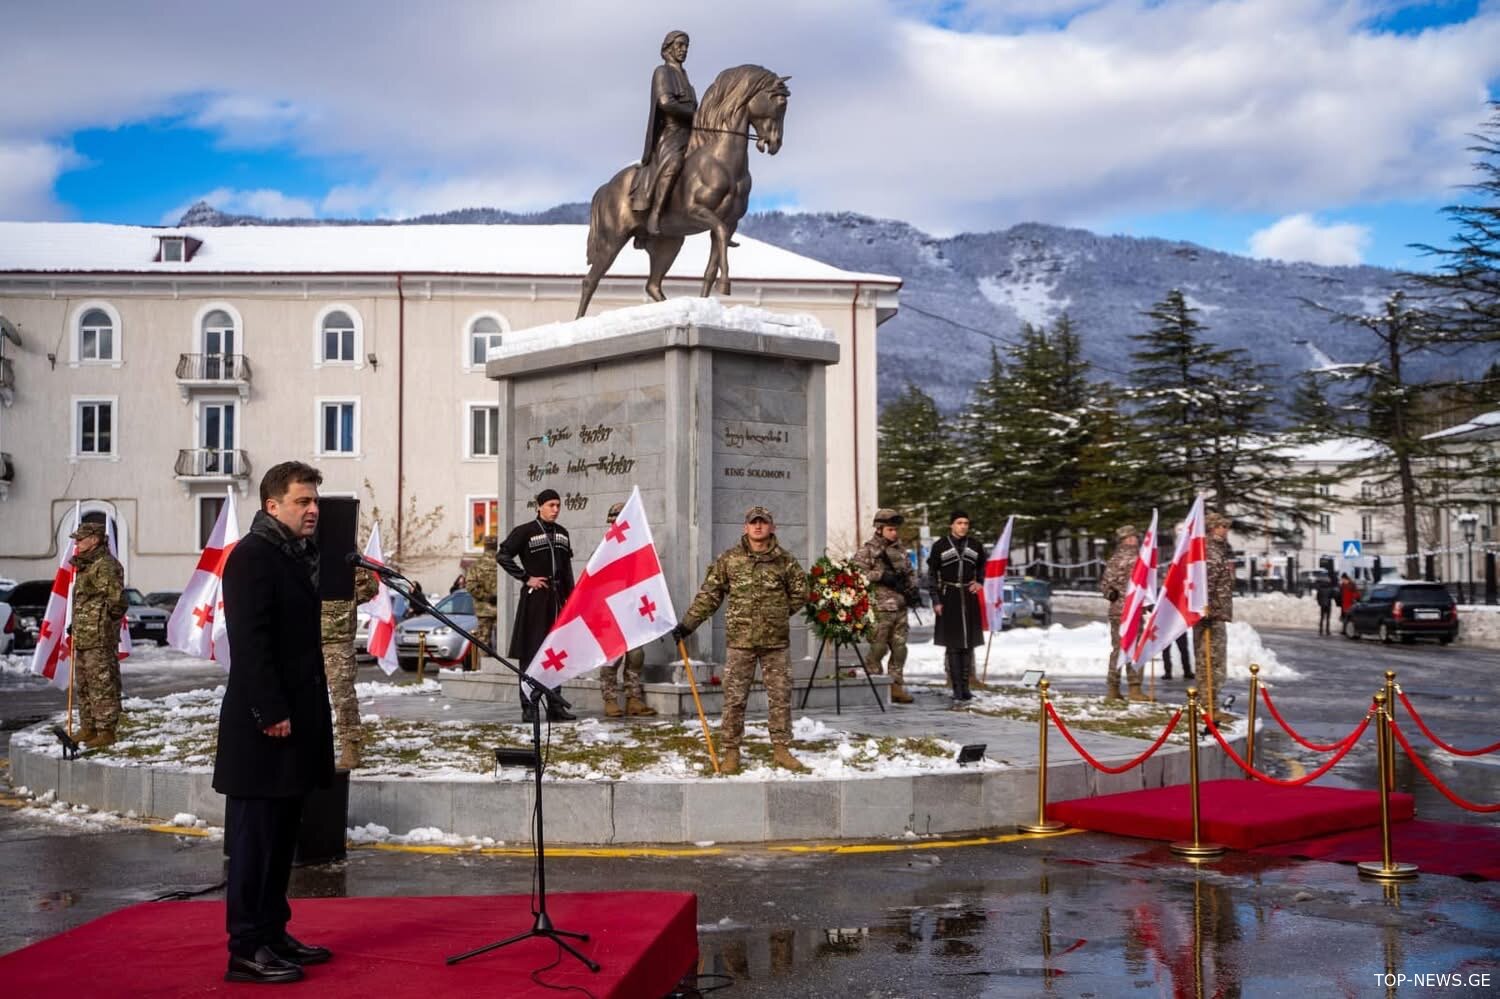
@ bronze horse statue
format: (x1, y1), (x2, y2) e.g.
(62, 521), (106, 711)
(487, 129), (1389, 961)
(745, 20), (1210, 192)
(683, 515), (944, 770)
(576, 64), (790, 318)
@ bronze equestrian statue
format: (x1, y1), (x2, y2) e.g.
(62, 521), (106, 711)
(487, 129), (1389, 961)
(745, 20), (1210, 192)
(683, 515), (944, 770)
(577, 30), (790, 318)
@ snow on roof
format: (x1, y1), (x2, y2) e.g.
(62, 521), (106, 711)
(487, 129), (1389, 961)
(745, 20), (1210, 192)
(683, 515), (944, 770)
(1279, 437), (1382, 464)
(1423, 410), (1500, 442)
(497, 298), (832, 359)
(0, 221), (900, 285)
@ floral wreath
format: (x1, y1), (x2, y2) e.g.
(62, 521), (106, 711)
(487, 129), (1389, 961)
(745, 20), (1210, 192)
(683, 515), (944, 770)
(804, 556), (876, 647)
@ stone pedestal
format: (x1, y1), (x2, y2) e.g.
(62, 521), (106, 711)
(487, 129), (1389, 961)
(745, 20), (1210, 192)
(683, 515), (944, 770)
(447, 303), (840, 705)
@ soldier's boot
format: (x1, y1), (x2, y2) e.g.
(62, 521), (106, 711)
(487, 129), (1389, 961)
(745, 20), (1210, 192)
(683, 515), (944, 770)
(967, 661), (990, 692)
(337, 738), (362, 771)
(889, 683), (914, 704)
(603, 700), (624, 719)
(1127, 679), (1151, 703)
(625, 696), (658, 717)
(1105, 679), (1125, 701)
(771, 745), (809, 773)
(719, 747), (741, 776)
(85, 728), (117, 750)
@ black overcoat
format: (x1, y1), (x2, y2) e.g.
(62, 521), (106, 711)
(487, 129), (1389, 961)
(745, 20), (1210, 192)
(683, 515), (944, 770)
(497, 519), (575, 666)
(928, 535), (986, 650)
(212, 531), (334, 798)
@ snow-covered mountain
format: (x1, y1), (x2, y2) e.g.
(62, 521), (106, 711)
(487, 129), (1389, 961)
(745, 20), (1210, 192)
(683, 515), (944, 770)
(177, 201), (1419, 411)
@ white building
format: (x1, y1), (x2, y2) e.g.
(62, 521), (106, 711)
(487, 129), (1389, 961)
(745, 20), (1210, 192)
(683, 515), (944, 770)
(0, 222), (898, 592)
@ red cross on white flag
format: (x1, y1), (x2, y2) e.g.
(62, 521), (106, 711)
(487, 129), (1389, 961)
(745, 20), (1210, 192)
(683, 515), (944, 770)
(1119, 509), (1159, 656)
(523, 486), (677, 693)
(1130, 495), (1207, 666)
(980, 515), (1015, 633)
(167, 490), (239, 668)
(31, 504), (80, 690)
(356, 523), (401, 676)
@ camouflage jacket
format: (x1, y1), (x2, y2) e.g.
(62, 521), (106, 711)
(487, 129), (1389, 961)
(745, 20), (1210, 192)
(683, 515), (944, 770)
(321, 568), (379, 643)
(851, 532), (915, 613)
(681, 535), (808, 649)
(1205, 536), (1235, 622)
(1100, 542), (1138, 618)
(70, 545), (126, 650)
(467, 555), (498, 615)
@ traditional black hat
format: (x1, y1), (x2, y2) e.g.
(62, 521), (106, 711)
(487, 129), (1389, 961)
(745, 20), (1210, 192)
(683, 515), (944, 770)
(536, 488), (561, 505)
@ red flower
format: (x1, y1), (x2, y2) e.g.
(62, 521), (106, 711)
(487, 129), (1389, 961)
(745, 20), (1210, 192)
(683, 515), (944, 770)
(812, 565), (825, 576)
(817, 609), (832, 623)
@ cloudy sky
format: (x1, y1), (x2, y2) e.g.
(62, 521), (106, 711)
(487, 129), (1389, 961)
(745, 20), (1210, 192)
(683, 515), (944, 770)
(5, 0), (1498, 269)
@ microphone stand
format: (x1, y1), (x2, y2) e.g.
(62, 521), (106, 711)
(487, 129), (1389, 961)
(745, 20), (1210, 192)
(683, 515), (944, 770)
(360, 560), (598, 973)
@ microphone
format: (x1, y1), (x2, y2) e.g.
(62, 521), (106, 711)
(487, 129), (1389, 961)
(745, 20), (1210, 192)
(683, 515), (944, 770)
(346, 551), (403, 579)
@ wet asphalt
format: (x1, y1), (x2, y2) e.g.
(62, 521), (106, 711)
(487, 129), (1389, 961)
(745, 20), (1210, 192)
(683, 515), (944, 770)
(3, 616), (1498, 997)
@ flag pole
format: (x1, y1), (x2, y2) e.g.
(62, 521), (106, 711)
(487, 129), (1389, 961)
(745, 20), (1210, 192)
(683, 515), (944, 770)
(66, 664), (76, 740)
(982, 629), (994, 684)
(677, 640), (721, 775)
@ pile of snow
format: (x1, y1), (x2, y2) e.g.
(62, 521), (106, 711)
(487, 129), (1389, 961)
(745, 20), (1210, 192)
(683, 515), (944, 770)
(1457, 604), (1500, 647)
(346, 822), (503, 849)
(1228, 592), (1321, 630)
(500, 298), (831, 360)
(2, 653), (46, 678)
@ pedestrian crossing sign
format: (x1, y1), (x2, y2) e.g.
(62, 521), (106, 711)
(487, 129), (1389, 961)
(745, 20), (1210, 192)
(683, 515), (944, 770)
(1342, 539), (1362, 558)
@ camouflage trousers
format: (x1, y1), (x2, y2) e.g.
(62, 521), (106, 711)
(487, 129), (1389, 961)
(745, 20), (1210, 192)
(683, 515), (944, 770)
(74, 646), (121, 731)
(474, 614), (496, 668)
(1193, 619), (1229, 708)
(865, 609), (908, 682)
(1106, 614), (1143, 686)
(322, 640), (360, 744)
(600, 646), (646, 704)
(721, 646), (792, 751)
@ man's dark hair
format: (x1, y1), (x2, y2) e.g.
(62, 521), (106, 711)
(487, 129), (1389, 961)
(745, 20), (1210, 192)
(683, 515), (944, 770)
(259, 461), (323, 508)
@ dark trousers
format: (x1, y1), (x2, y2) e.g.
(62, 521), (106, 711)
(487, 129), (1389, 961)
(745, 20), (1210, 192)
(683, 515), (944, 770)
(225, 795), (304, 957)
(1318, 605), (1332, 635)
(1161, 633), (1192, 677)
(944, 649), (973, 700)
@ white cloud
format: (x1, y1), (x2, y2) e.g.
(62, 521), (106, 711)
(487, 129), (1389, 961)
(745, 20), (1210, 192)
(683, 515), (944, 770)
(1249, 213), (1372, 266)
(0, 141), (79, 220)
(160, 187), (317, 225)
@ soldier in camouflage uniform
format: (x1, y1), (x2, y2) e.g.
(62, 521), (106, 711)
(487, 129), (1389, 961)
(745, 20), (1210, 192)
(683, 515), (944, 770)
(851, 508), (917, 704)
(321, 565), (378, 769)
(467, 535), (499, 671)
(671, 505), (808, 774)
(68, 522), (128, 748)
(600, 502), (657, 718)
(1100, 524), (1148, 702)
(1194, 511), (1235, 723)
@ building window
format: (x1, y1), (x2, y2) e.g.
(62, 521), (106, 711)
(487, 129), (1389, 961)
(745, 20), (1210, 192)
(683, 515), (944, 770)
(78, 308), (116, 362)
(76, 399), (115, 456)
(469, 404), (500, 458)
(319, 307), (359, 364)
(469, 315), (505, 367)
(201, 308), (238, 379)
(162, 238), (185, 262)
(468, 496), (500, 550)
(198, 495), (226, 548)
(318, 400), (358, 456)
(1319, 513), (1332, 533)
(1360, 514), (1373, 543)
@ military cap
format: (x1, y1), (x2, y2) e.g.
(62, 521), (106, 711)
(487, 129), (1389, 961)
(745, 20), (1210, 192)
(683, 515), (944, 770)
(1206, 512), (1231, 530)
(70, 521), (107, 542)
(873, 508), (904, 527)
(1116, 524), (1139, 541)
(482, 533), (498, 551)
(606, 501), (625, 520)
(744, 505), (773, 523)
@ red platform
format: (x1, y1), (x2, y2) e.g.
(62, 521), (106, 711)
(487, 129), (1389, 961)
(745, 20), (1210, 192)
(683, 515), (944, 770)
(0, 892), (697, 997)
(1048, 779), (1415, 850)
(1252, 819), (1500, 880)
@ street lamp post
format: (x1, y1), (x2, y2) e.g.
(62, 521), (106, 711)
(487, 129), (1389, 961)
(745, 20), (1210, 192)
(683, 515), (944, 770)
(1457, 512), (1479, 606)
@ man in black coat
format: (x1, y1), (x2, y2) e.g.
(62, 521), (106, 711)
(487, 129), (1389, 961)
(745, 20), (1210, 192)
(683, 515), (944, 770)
(928, 509), (986, 705)
(497, 488), (576, 722)
(214, 460), (335, 984)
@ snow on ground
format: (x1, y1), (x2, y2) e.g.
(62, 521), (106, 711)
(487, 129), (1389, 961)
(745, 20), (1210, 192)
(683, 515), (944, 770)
(2, 653), (46, 678)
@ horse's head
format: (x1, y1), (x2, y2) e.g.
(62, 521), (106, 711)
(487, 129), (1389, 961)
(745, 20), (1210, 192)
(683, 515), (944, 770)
(750, 75), (791, 155)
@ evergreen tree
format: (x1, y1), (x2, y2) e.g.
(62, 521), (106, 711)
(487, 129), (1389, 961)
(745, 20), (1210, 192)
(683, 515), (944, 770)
(876, 382), (956, 530)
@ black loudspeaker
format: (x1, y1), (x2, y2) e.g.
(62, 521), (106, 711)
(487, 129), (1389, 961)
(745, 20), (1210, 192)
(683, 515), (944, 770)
(317, 496), (359, 600)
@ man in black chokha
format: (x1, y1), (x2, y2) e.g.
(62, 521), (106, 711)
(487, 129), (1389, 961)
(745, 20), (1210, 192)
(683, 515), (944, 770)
(213, 460), (336, 984)
(928, 510), (986, 706)
(497, 488), (576, 723)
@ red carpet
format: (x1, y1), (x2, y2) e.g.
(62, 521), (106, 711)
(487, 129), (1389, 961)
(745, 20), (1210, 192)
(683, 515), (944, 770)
(0, 892), (697, 997)
(1252, 819), (1500, 880)
(1048, 779), (1415, 850)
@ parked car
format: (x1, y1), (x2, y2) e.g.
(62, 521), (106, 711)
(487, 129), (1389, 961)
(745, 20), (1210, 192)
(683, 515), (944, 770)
(0, 598), (14, 656)
(3, 580), (53, 652)
(996, 585), (1037, 630)
(145, 590), (182, 612)
(1343, 581), (1459, 645)
(1013, 577), (1053, 626)
(123, 588), (169, 645)
(355, 591), (410, 656)
(394, 590), (475, 670)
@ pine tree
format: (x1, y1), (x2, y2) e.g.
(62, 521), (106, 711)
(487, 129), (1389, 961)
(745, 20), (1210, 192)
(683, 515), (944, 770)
(876, 382), (956, 531)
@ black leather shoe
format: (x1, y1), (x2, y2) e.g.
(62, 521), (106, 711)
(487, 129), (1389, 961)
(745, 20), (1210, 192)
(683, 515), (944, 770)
(546, 705), (577, 722)
(270, 932), (332, 966)
(225, 946), (305, 984)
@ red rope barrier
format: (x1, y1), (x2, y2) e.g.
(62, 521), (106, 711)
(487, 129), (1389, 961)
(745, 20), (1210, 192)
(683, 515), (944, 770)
(1045, 702), (1182, 774)
(1257, 685), (1361, 752)
(1388, 718), (1500, 813)
(1396, 690), (1500, 757)
(1204, 711), (1372, 787)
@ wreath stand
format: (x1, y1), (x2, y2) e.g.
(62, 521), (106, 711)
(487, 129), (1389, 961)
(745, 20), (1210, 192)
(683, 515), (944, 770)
(797, 637), (887, 715)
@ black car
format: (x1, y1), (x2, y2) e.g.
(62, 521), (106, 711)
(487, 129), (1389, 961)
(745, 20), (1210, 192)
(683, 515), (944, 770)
(1343, 582), (1459, 645)
(4, 579), (53, 652)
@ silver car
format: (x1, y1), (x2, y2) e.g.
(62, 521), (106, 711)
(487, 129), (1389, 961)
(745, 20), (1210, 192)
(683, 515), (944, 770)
(393, 590), (475, 671)
(997, 585), (1037, 630)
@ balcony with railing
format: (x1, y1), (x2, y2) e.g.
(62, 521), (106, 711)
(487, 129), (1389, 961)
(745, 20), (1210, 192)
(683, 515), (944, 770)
(176, 353), (252, 399)
(175, 448), (251, 483)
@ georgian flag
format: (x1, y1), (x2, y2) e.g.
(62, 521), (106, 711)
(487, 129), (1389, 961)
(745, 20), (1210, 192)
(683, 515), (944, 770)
(523, 487), (676, 694)
(1119, 509), (1159, 659)
(31, 504), (80, 689)
(167, 490), (238, 667)
(357, 523), (401, 676)
(980, 515), (1015, 633)
(1130, 496), (1207, 666)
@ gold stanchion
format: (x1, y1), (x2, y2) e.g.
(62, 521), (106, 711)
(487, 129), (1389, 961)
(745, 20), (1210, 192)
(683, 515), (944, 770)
(1244, 664), (1260, 777)
(1357, 691), (1418, 882)
(677, 640), (721, 775)
(1383, 670), (1397, 793)
(1018, 679), (1066, 834)
(470, 639), (481, 673)
(1170, 688), (1226, 859)
(1201, 628), (1216, 722)
(413, 633), (427, 684)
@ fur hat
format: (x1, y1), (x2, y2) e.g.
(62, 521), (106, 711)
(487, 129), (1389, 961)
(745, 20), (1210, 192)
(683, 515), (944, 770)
(948, 509), (970, 525)
(536, 488), (561, 506)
